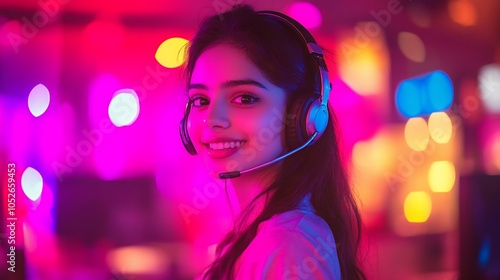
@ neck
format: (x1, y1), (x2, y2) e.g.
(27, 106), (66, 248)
(226, 166), (278, 229)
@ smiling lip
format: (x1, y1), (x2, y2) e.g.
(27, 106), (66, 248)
(201, 138), (246, 159)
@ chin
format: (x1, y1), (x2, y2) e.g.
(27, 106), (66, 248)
(204, 164), (229, 179)
(202, 158), (242, 177)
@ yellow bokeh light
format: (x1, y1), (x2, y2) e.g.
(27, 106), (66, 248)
(405, 117), (429, 151)
(338, 21), (388, 95)
(155, 37), (189, 68)
(428, 112), (453, 144)
(352, 136), (391, 171)
(449, 0), (477, 26)
(107, 246), (167, 274)
(404, 191), (432, 223)
(340, 50), (383, 95)
(428, 161), (456, 192)
(352, 141), (369, 168)
(398, 32), (426, 63)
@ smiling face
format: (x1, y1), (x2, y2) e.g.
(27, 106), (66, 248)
(187, 43), (288, 178)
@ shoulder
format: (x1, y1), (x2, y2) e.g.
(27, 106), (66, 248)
(234, 209), (342, 279)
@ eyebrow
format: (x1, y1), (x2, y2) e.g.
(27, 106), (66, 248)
(188, 79), (268, 91)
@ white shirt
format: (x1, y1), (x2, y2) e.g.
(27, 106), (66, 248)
(197, 195), (342, 280)
(233, 195), (341, 279)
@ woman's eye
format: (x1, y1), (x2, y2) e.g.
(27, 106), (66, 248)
(190, 96), (209, 107)
(232, 94), (260, 105)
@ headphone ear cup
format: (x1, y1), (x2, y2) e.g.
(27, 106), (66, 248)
(286, 97), (316, 149)
(179, 117), (197, 155)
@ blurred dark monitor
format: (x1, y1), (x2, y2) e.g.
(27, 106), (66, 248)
(56, 175), (162, 246)
(460, 173), (500, 280)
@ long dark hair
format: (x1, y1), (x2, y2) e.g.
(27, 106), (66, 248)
(184, 5), (366, 280)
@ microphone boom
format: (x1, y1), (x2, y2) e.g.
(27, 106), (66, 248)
(218, 132), (318, 179)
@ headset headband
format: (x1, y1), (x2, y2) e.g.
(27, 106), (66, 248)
(257, 11), (331, 107)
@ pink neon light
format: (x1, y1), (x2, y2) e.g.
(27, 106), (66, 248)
(287, 2), (322, 29)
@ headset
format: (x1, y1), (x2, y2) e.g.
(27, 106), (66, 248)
(179, 10), (331, 179)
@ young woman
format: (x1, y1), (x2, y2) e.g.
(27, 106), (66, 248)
(179, 4), (366, 280)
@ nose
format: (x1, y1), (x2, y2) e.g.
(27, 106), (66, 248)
(204, 99), (230, 129)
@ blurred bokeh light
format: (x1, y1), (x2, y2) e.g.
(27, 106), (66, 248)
(28, 83), (50, 117)
(396, 70), (454, 118)
(1, 0), (499, 279)
(21, 166), (43, 201)
(108, 89), (140, 127)
(286, 2), (322, 29)
(478, 64), (500, 114)
(448, 0), (477, 26)
(404, 191), (432, 223)
(404, 117), (429, 151)
(155, 37), (189, 68)
(428, 161), (456, 192)
(398, 32), (426, 63)
(428, 112), (453, 144)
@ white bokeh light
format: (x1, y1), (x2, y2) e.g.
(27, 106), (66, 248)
(108, 89), (140, 127)
(21, 167), (43, 201)
(28, 84), (50, 117)
(479, 64), (500, 114)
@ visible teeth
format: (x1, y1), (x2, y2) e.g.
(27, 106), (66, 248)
(209, 141), (244, 150)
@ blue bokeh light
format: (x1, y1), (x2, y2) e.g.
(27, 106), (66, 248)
(428, 70), (454, 111)
(395, 70), (454, 118)
(396, 80), (421, 118)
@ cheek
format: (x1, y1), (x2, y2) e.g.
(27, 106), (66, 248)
(186, 117), (203, 146)
(250, 113), (286, 150)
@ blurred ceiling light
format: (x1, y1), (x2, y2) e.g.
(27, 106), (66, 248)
(398, 32), (426, 62)
(404, 191), (432, 223)
(155, 37), (189, 68)
(448, 0), (477, 26)
(428, 161), (456, 192)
